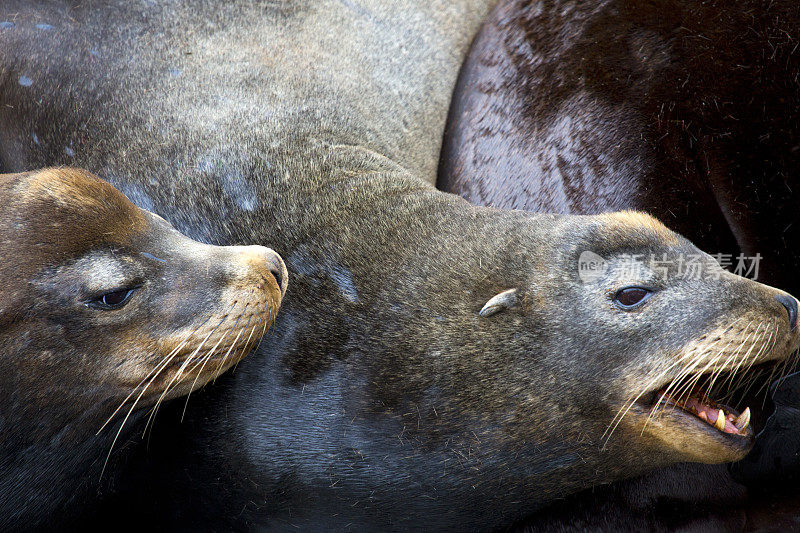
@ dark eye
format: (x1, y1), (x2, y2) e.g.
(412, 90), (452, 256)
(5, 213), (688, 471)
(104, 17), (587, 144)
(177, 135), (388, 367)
(87, 287), (138, 310)
(613, 287), (652, 310)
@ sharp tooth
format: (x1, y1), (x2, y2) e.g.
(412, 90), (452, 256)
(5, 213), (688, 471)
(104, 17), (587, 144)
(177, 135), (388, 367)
(714, 409), (726, 431)
(735, 407), (751, 431)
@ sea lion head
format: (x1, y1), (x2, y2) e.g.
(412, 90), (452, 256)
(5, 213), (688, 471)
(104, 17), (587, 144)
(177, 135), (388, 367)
(0, 167), (287, 444)
(477, 211), (799, 473)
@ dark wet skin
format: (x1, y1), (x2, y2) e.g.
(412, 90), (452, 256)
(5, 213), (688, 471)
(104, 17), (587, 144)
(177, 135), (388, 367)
(440, 0), (800, 294)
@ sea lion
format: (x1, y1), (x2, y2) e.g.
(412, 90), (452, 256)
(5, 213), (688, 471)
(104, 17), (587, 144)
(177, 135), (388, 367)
(1, 1), (799, 530)
(437, 0), (800, 525)
(0, 167), (287, 530)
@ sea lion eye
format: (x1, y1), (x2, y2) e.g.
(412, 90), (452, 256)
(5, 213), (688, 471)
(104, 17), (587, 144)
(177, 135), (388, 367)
(87, 287), (139, 310)
(613, 287), (652, 310)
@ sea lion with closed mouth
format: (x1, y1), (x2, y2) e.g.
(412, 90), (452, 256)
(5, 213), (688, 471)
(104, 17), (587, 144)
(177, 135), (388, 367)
(0, 1), (798, 530)
(0, 167), (287, 530)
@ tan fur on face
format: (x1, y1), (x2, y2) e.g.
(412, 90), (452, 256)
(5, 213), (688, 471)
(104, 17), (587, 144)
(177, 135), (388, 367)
(600, 210), (680, 246)
(611, 305), (798, 463)
(19, 167), (147, 230)
(0, 167), (287, 482)
(627, 316), (785, 417)
(0, 168), (148, 296)
(149, 288), (281, 387)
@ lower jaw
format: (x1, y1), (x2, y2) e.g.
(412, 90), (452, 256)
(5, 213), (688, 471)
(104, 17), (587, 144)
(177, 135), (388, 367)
(629, 400), (754, 462)
(632, 362), (782, 450)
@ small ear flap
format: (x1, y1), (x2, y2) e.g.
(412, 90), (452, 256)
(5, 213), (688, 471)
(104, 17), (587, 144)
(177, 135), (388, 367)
(479, 288), (520, 317)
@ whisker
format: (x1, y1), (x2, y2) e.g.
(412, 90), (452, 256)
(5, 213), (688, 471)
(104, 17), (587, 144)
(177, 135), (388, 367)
(180, 304), (251, 421)
(604, 317), (747, 445)
(761, 334), (800, 407)
(96, 316), (212, 435)
(667, 319), (752, 406)
(602, 349), (697, 445)
(704, 323), (764, 402)
(640, 336), (738, 434)
(253, 298), (272, 355)
(658, 332), (738, 410)
(142, 315), (228, 437)
(97, 325), (201, 479)
(755, 325), (785, 398)
(720, 325), (769, 397)
(220, 304), (261, 376)
(213, 309), (255, 380)
(722, 324), (775, 404)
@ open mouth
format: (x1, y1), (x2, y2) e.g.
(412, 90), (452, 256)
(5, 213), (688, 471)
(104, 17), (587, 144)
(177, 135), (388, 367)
(654, 385), (751, 437)
(636, 367), (767, 441)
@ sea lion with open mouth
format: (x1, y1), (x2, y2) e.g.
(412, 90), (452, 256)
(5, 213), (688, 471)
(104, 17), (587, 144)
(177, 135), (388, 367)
(107, 208), (798, 531)
(0, 1), (798, 530)
(438, 0), (800, 527)
(0, 167), (287, 530)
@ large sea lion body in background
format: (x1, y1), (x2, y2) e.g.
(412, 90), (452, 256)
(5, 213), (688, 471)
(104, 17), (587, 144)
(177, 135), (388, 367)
(0, 167), (286, 530)
(1, 1), (799, 530)
(440, 0), (800, 296)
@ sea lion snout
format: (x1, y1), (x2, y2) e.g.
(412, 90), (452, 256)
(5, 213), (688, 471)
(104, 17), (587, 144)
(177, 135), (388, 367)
(542, 212), (800, 465)
(224, 244), (289, 298)
(732, 281), (800, 352)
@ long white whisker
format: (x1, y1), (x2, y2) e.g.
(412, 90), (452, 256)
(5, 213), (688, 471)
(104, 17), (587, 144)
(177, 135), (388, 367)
(180, 304), (251, 421)
(603, 317), (746, 446)
(96, 316), (212, 435)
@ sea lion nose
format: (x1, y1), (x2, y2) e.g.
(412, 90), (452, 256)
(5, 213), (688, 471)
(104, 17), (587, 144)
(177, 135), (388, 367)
(263, 248), (289, 298)
(227, 245), (289, 297)
(776, 293), (798, 331)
